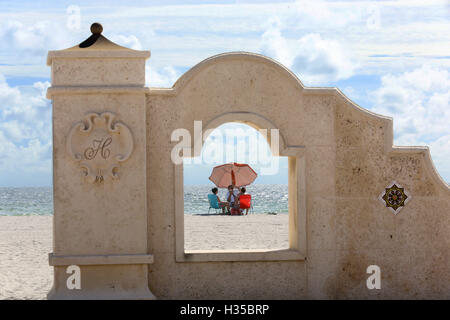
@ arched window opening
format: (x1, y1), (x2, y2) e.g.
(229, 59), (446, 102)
(183, 122), (289, 251)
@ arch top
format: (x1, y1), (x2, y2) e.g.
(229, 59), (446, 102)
(147, 51), (450, 194)
(171, 51), (308, 94)
(191, 111), (303, 158)
(148, 51), (339, 97)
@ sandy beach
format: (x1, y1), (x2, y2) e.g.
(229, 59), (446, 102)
(0, 216), (53, 300)
(0, 214), (288, 300)
(184, 213), (289, 251)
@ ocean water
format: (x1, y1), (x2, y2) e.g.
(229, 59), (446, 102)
(0, 187), (53, 216)
(0, 184), (288, 216)
(184, 184), (288, 214)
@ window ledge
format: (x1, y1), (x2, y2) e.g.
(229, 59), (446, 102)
(49, 253), (154, 266)
(177, 248), (305, 263)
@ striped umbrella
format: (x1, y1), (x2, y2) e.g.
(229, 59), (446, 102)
(208, 162), (257, 188)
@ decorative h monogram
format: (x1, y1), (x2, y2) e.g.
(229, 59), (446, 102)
(84, 136), (112, 160)
(66, 112), (134, 183)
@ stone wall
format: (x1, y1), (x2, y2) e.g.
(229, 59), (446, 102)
(47, 28), (450, 299)
(146, 53), (450, 299)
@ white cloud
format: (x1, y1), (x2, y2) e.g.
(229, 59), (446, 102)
(0, 20), (75, 54)
(0, 74), (21, 106)
(0, 76), (51, 140)
(260, 19), (357, 85)
(260, 17), (293, 67)
(0, 74), (52, 185)
(294, 0), (362, 28)
(146, 64), (180, 87)
(110, 34), (143, 50)
(291, 33), (356, 84)
(342, 86), (359, 100)
(370, 65), (450, 181)
(371, 65), (450, 140)
(0, 1), (448, 78)
(430, 135), (450, 183)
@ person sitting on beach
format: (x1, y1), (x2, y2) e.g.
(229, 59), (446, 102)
(238, 187), (249, 215)
(212, 187), (230, 214)
(226, 185), (239, 209)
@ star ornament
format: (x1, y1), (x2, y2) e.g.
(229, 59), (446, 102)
(379, 181), (411, 214)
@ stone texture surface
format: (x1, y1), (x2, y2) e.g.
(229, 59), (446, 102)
(47, 41), (153, 299)
(51, 58), (146, 86)
(52, 93), (148, 255)
(148, 252), (307, 299)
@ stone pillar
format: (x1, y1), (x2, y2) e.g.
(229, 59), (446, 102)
(46, 23), (154, 299)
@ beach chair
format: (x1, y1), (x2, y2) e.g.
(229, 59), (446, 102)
(207, 194), (220, 214)
(239, 194), (253, 214)
(230, 207), (241, 215)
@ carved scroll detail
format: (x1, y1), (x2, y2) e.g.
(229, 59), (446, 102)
(66, 112), (134, 183)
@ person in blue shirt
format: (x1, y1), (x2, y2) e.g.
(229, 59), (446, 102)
(212, 187), (230, 214)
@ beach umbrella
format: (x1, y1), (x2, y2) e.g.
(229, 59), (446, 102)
(209, 162), (257, 188)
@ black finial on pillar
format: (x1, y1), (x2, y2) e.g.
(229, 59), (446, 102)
(79, 23), (103, 48)
(90, 23), (103, 35)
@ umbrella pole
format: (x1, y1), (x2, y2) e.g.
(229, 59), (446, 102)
(231, 169), (236, 186)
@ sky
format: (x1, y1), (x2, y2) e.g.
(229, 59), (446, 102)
(0, 0), (449, 186)
(184, 123), (289, 185)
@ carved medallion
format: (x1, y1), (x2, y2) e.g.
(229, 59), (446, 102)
(66, 112), (133, 183)
(378, 181), (410, 214)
